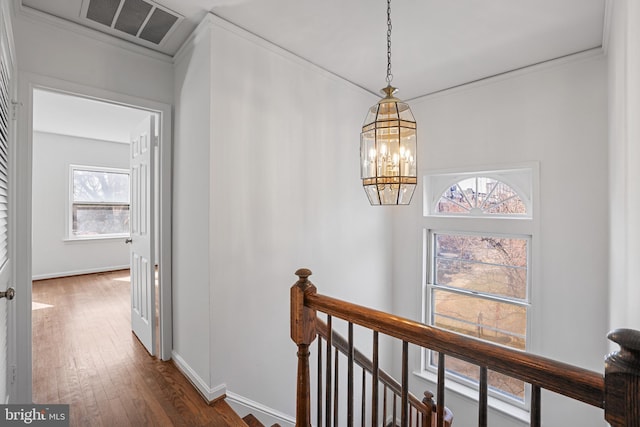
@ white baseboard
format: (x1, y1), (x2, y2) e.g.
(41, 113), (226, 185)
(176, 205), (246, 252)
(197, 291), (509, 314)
(32, 265), (130, 281)
(168, 352), (295, 426)
(171, 351), (226, 402)
(226, 391), (295, 427)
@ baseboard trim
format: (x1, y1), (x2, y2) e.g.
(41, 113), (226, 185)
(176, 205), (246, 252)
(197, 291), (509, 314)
(171, 351), (226, 403)
(226, 391), (295, 427)
(32, 265), (130, 281)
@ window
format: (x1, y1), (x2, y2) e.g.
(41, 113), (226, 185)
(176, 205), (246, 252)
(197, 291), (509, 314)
(423, 168), (535, 407)
(70, 166), (130, 238)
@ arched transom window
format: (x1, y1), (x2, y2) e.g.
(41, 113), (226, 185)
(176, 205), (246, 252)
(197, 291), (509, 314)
(425, 169), (533, 218)
(437, 177), (527, 215)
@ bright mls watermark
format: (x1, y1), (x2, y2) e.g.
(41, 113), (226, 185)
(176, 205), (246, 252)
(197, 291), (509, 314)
(1, 405), (69, 426)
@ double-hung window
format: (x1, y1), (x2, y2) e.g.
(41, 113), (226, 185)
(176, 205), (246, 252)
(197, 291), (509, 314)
(423, 167), (536, 409)
(69, 165), (130, 239)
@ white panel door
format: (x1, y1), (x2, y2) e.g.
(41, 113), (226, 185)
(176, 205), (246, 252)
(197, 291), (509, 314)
(129, 115), (155, 355)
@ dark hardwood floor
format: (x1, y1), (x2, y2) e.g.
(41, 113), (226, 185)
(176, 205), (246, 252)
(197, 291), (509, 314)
(32, 270), (246, 427)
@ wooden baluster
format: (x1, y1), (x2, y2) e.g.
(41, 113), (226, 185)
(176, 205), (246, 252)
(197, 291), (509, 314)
(318, 338), (323, 427)
(605, 328), (640, 427)
(479, 366), (487, 427)
(326, 315), (333, 427)
(334, 348), (339, 427)
(372, 331), (379, 427)
(530, 385), (541, 427)
(348, 322), (354, 427)
(361, 369), (366, 427)
(383, 385), (388, 426)
(393, 394), (397, 427)
(401, 341), (409, 427)
(423, 391), (435, 427)
(291, 268), (317, 427)
(436, 353), (445, 427)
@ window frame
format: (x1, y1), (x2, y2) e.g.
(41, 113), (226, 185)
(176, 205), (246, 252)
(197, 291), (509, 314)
(420, 165), (538, 417)
(67, 164), (131, 241)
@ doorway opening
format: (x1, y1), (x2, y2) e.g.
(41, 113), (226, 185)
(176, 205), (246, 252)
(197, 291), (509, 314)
(28, 86), (172, 399)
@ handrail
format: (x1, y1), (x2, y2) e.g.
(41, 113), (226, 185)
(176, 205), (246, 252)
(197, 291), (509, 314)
(291, 268), (640, 427)
(316, 318), (430, 414)
(307, 291), (604, 409)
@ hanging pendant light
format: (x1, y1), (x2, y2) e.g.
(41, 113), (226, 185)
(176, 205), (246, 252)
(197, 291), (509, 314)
(360, 0), (417, 205)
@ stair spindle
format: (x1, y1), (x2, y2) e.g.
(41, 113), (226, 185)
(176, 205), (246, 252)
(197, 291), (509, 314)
(372, 331), (379, 427)
(437, 353), (445, 427)
(318, 338), (323, 427)
(401, 341), (408, 427)
(383, 385), (388, 426)
(348, 322), (354, 427)
(326, 316), (333, 427)
(334, 348), (339, 426)
(361, 369), (366, 427)
(479, 366), (487, 427)
(392, 393), (397, 427)
(531, 385), (541, 427)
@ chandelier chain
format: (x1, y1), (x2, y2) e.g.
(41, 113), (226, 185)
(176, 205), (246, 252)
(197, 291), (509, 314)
(386, 0), (393, 84)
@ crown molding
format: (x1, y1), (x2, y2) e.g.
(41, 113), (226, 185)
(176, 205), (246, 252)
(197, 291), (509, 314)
(409, 47), (604, 105)
(15, 0), (173, 64)
(174, 12), (377, 99)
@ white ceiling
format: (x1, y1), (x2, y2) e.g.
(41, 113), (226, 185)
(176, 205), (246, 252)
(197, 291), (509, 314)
(20, 0), (606, 100)
(33, 89), (151, 143)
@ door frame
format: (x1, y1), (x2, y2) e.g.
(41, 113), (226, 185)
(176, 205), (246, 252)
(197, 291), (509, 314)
(15, 72), (173, 402)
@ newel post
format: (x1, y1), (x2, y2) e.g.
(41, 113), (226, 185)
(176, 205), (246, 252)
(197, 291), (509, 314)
(605, 328), (640, 427)
(291, 268), (317, 427)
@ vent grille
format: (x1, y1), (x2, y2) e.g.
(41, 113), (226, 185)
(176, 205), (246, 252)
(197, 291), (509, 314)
(82, 0), (181, 46)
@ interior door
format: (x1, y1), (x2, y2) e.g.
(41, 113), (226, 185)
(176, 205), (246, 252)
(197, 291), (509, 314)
(0, 1), (15, 403)
(129, 115), (156, 355)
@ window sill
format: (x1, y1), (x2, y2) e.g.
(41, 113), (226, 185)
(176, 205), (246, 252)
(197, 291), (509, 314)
(64, 235), (129, 243)
(413, 370), (529, 424)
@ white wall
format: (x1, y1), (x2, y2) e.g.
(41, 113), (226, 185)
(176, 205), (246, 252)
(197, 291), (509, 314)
(391, 52), (609, 426)
(173, 14), (392, 422)
(607, 0), (640, 332)
(172, 20), (213, 397)
(31, 132), (130, 279)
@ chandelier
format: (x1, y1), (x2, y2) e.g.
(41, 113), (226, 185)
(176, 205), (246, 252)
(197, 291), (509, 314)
(360, 0), (417, 205)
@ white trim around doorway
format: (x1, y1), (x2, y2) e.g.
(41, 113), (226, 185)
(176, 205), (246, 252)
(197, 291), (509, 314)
(15, 72), (173, 403)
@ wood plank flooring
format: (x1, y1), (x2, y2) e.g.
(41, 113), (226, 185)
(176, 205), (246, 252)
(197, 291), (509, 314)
(33, 270), (246, 427)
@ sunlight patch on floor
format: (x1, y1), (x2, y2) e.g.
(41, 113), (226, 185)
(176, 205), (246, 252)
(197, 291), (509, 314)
(32, 302), (53, 310)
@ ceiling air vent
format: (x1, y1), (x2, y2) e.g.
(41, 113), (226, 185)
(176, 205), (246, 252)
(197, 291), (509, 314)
(82, 0), (182, 46)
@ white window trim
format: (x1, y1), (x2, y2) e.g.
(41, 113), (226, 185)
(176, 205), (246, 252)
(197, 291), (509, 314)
(67, 164), (130, 241)
(420, 163), (540, 416)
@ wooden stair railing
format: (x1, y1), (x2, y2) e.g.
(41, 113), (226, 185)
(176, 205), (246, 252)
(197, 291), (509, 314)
(291, 268), (640, 427)
(315, 318), (452, 426)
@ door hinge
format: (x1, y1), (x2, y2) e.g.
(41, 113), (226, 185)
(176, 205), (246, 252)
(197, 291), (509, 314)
(10, 365), (16, 385)
(10, 100), (22, 121)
